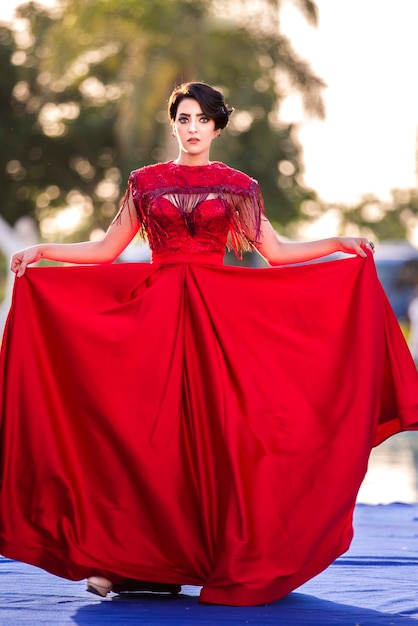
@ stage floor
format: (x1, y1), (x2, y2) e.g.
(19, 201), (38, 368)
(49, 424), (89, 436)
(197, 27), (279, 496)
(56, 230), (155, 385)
(1, 503), (417, 625)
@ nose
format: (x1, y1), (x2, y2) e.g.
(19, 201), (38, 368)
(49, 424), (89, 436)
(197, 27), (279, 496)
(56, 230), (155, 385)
(188, 119), (197, 133)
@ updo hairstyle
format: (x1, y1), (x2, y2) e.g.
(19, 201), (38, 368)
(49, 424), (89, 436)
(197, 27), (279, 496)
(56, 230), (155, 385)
(168, 82), (234, 130)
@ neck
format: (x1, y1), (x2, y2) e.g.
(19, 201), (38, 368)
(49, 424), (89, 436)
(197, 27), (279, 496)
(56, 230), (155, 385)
(174, 152), (211, 167)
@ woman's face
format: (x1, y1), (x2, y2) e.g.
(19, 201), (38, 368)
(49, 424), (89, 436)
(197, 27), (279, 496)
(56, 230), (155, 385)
(173, 97), (218, 164)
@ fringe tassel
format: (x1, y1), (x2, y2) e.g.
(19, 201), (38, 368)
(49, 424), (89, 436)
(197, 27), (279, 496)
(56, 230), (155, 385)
(115, 173), (266, 258)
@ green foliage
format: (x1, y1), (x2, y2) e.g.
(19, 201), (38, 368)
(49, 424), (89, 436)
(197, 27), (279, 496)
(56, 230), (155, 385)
(0, 24), (30, 225)
(336, 190), (418, 243)
(0, 0), (325, 240)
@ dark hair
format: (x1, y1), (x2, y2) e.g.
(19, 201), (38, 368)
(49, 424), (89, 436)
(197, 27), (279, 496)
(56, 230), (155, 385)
(168, 82), (234, 130)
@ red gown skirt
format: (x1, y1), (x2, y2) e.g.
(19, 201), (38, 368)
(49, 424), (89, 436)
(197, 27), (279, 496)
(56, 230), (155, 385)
(0, 252), (417, 606)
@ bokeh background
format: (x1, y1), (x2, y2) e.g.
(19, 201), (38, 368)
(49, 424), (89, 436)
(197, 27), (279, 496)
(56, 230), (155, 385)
(1, 0), (417, 503)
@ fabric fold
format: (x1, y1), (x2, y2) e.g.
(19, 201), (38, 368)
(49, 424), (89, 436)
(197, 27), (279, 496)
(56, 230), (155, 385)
(0, 254), (417, 606)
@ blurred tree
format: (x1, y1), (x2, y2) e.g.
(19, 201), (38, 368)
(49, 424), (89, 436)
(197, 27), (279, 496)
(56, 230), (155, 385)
(334, 189), (418, 243)
(0, 23), (32, 226)
(0, 3), (122, 242)
(1, 0), (326, 241)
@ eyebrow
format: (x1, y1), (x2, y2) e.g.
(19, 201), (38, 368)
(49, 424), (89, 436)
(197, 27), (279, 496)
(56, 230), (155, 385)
(177, 112), (205, 117)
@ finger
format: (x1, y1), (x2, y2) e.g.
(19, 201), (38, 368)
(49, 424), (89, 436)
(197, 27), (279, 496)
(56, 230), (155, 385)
(17, 261), (27, 278)
(362, 240), (375, 254)
(11, 254), (23, 272)
(356, 243), (367, 258)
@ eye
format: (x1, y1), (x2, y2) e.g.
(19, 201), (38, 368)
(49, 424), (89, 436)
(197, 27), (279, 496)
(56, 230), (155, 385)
(178, 117), (189, 124)
(199, 117), (209, 123)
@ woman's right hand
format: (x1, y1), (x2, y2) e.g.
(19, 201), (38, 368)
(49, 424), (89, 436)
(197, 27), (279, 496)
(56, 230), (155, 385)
(10, 245), (45, 277)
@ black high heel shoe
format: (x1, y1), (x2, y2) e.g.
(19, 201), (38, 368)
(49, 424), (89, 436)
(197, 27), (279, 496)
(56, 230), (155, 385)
(113, 580), (181, 595)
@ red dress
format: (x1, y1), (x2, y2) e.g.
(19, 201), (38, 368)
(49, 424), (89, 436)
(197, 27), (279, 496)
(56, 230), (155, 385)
(0, 161), (417, 606)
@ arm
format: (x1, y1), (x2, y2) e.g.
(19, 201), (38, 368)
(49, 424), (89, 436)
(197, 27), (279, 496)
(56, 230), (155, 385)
(255, 217), (370, 266)
(11, 191), (139, 277)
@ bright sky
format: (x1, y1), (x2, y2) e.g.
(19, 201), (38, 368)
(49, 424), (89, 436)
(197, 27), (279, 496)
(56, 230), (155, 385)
(280, 0), (418, 204)
(2, 0), (418, 206)
(0, 0), (57, 22)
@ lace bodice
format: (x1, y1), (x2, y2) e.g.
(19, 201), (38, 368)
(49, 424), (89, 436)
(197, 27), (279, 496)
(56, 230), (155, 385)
(117, 161), (266, 262)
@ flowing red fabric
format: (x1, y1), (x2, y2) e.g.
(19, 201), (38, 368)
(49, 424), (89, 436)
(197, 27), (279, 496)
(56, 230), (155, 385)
(0, 254), (417, 606)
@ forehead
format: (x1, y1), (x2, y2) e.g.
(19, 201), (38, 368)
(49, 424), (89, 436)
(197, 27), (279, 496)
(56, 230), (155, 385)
(176, 98), (203, 116)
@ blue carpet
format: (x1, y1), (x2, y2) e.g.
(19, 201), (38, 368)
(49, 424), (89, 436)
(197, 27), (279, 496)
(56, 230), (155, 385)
(0, 504), (417, 625)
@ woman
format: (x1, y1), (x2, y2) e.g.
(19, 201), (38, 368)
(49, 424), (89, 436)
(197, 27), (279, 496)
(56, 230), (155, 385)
(12, 83), (370, 274)
(2, 82), (418, 607)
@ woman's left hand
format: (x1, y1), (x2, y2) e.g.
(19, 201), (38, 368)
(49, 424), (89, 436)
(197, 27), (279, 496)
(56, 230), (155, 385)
(338, 237), (375, 258)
